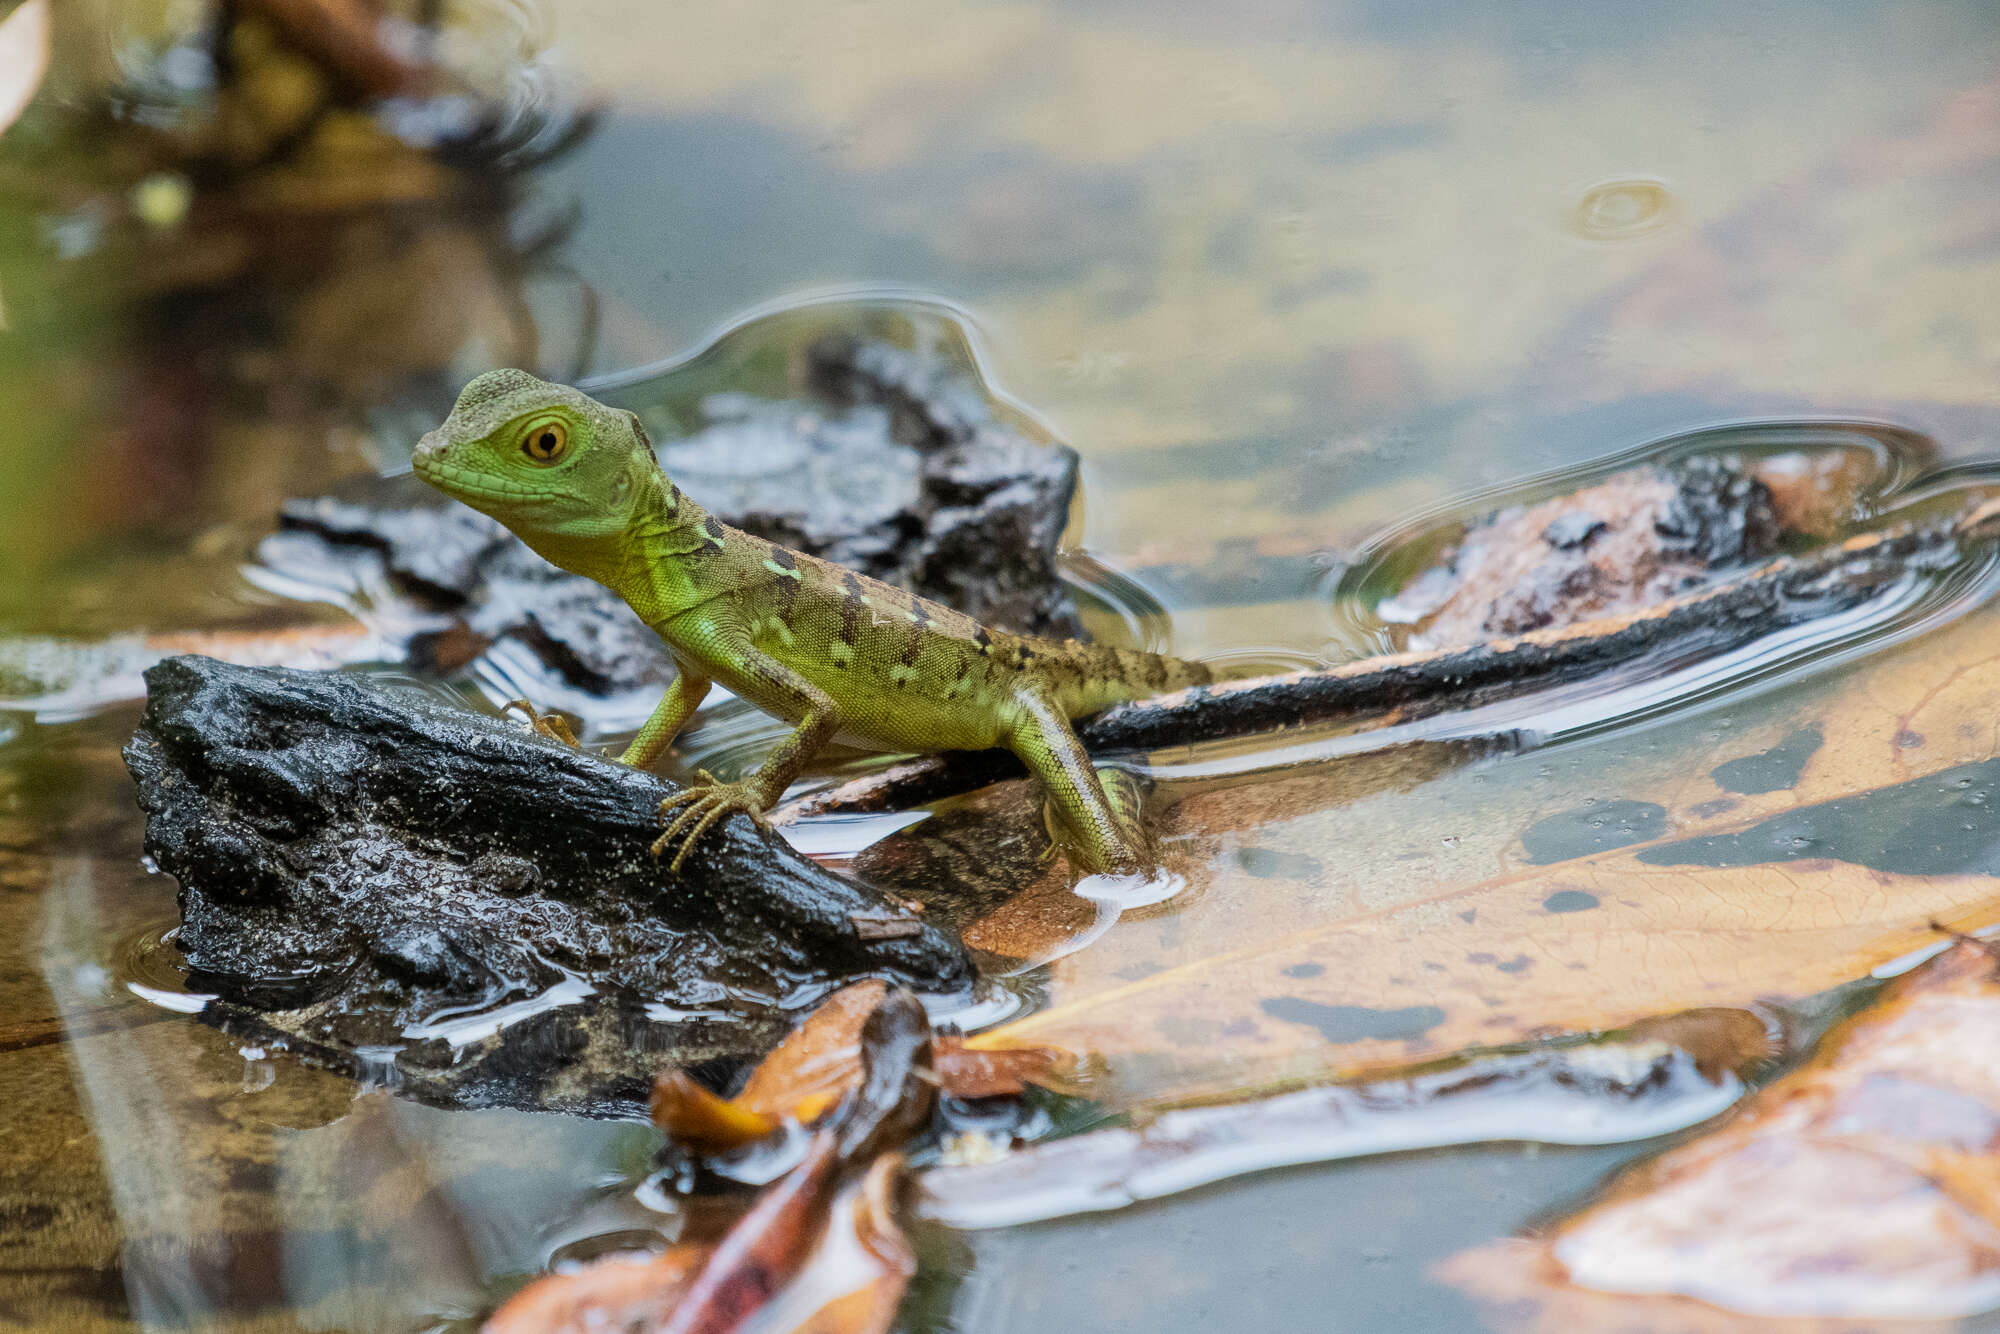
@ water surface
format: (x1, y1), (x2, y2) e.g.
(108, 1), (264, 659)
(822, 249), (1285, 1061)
(5, 1), (2000, 1329)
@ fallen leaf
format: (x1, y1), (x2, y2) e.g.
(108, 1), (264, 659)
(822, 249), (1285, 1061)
(498, 994), (934, 1333)
(653, 982), (1068, 1152)
(651, 1073), (788, 1154)
(961, 594), (2000, 1110)
(484, 1246), (709, 1334)
(735, 982), (891, 1122)
(485, 1149), (916, 1334)
(660, 1131), (846, 1334)
(933, 1032), (1066, 1099)
(1441, 938), (2000, 1328)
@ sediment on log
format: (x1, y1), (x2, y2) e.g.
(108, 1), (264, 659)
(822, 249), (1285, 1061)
(124, 656), (972, 1115)
(782, 503), (1998, 820)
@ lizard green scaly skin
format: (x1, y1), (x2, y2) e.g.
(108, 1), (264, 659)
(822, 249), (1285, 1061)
(414, 369), (1214, 875)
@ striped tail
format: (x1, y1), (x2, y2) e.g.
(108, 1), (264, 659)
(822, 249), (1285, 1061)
(1040, 639), (1216, 717)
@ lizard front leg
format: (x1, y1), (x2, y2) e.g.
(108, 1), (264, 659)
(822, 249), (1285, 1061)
(619, 669), (711, 770)
(1005, 681), (1150, 876)
(650, 615), (843, 873)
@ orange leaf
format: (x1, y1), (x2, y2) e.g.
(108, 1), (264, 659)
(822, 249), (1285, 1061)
(651, 1071), (781, 1153)
(484, 1245), (709, 1334)
(736, 981), (888, 1120)
(968, 602), (2000, 1111)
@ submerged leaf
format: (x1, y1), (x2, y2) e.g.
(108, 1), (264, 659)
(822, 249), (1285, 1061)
(965, 601), (2000, 1109)
(934, 1032), (1068, 1099)
(1441, 938), (2000, 1326)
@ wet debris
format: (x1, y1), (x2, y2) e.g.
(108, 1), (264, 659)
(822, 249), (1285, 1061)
(1442, 937), (2000, 1326)
(1379, 457), (1782, 647)
(487, 989), (937, 1334)
(650, 980), (1066, 1160)
(123, 657), (971, 1115)
(258, 329), (1084, 708)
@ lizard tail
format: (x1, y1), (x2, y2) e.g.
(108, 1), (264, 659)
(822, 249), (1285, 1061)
(1041, 640), (1217, 717)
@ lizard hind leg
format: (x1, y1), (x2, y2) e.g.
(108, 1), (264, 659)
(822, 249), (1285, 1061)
(1041, 763), (1155, 865)
(1007, 683), (1151, 877)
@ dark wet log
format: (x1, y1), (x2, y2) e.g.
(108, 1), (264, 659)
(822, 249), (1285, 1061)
(785, 502), (1998, 819)
(123, 657), (971, 1115)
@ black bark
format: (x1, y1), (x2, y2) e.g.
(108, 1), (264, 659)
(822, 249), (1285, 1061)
(124, 656), (971, 1115)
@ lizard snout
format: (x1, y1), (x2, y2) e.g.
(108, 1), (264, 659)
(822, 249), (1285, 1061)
(412, 428), (451, 471)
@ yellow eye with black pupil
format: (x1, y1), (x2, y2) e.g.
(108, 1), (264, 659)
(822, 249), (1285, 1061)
(521, 420), (568, 463)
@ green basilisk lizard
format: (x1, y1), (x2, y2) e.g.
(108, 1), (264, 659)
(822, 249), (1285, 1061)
(414, 369), (1215, 876)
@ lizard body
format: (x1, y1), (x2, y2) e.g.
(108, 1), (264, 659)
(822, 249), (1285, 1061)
(415, 369), (1213, 874)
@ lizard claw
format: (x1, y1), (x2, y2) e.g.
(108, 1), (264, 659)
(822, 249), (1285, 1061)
(502, 698), (581, 748)
(652, 771), (770, 873)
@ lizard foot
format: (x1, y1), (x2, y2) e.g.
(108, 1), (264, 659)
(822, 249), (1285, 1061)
(652, 770), (770, 873)
(501, 698), (581, 748)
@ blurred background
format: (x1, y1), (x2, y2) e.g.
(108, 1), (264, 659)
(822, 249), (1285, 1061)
(3, 2), (1999, 1330)
(4, 0), (1997, 647)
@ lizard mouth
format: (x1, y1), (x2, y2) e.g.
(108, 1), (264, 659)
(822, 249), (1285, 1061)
(413, 456), (559, 509)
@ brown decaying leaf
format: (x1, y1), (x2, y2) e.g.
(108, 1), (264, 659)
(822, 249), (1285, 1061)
(658, 1131), (845, 1334)
(1440, 938), (2000, 1328)
(736, 982), (891, 1121)
(968, 599), (2000, 1109)
(652, 981), (1068, 1153)
(493, 992), (935, 1333)
(482, 1247), (710, 1334)
(483, 1149), (915, 1334)
(933, 1032), (1065, 1099)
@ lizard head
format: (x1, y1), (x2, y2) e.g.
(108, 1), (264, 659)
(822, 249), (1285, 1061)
(414, 369), (660, 576)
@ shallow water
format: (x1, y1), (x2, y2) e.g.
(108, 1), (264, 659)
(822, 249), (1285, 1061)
(6, 0), (2000, 1329)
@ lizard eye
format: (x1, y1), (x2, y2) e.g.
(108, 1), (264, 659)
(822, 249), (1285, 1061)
(521, 419), (569, 464)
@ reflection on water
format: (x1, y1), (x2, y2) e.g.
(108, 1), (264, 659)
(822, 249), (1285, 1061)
(4, 0), (2000, 1330)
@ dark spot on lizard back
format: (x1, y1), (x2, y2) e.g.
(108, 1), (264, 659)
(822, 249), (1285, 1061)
(838, 571), (864, 645)
(902, 601), (931, 664)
